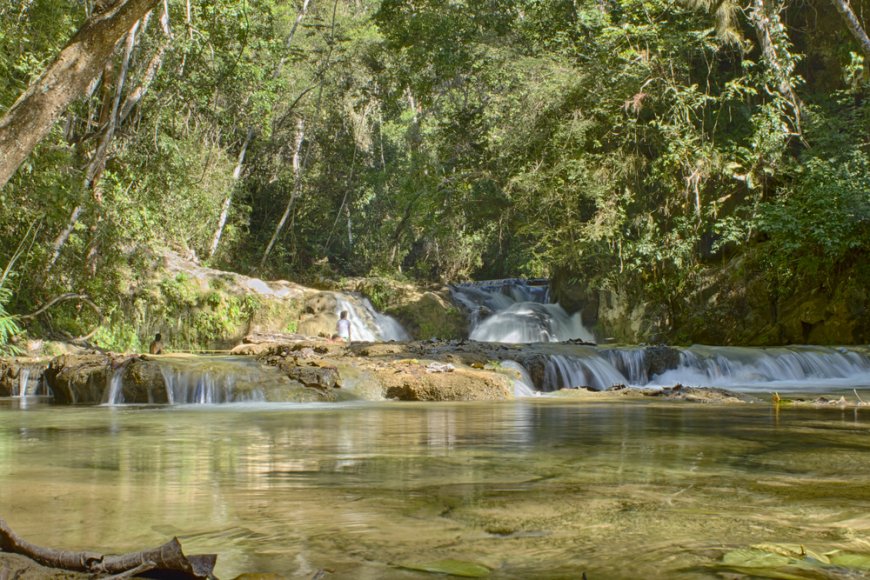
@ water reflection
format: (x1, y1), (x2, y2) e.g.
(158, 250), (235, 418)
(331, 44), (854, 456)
(1, 400), (870, 579)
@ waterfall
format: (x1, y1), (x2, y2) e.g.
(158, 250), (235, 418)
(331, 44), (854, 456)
(471, 302), (593, 343)
(13, 365), (51, 399)
(513, 345), (870, 393)
(542, 352), (628, 391)
(648, 346), (870, 391)
(452, 279), (594, 344)
(603, 347), (650, 384)
(159, 358), (266, 404)
(334, 295), (409, 342)
(15, 368), (30, 398)
(500, 360), (538, 397)
(102, 367), (126, 405)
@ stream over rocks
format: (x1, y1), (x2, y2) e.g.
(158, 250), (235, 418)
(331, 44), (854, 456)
(7, 340), (868, 407)
(451, 279), (595, 343)
(3, 280), (870, 406)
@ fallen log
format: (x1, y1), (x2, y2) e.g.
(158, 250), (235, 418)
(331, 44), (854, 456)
(0, 518), (216, 578)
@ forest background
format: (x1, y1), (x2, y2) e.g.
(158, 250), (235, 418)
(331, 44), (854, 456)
(0, 0), (868, 351)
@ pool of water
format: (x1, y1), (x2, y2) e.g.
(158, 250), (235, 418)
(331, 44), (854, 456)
(2, 398), (870, 578)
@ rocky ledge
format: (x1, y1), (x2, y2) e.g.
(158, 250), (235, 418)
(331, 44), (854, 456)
(5, 336), (853, 406)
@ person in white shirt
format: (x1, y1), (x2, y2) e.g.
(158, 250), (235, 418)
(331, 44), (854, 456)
(336, 310), (352, 343)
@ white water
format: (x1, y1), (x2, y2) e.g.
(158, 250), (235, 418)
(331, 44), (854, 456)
(543, 352), (630, 391)
(14, 368), (30, 398)
(12, 365), (51, 405)
(159, 359), (267, 404)
(101, 368), (125, 405)
(335, 295), (409, 342)
(534, 345), (870, 393)
(649, 346), (870, 391)
(472, 302), (594, 343)
(452, 279), (870, 393)
(500, 360), (538, 397)
(452, 280), (594, 343)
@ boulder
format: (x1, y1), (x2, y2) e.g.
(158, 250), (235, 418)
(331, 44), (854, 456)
(120, 359), (169, 404)
(643, 345), (682, 378)
(375, 361), (513, 401)
(297, 292), (340, 337)
(44, 353), (113, 404)
(386, 291), (466, 340)
(278, 362), (341, 390)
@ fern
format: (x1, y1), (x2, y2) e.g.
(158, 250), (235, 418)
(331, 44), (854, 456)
(0, 286), (22, 356)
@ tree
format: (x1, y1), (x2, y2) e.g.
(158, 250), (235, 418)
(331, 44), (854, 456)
(830, 0), (870, 61)
(0, 0), (159, 190)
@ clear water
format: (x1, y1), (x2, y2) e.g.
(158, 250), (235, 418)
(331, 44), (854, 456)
(2, 399), (870, 579)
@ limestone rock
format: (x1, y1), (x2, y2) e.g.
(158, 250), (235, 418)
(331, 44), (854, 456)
(297, 292), (340, 337)
(120, 359), (169, 404)
(376, 362), (513, 401)
(643, 345), (681, 377)
(386, 291), (466, 340)
(44, 353), (113, 404)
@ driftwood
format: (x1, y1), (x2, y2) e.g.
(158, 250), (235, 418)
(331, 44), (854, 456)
(0, 518), (216, 578)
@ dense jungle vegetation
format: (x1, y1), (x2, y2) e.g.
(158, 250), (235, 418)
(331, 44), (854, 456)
(0, 0), (869, 349)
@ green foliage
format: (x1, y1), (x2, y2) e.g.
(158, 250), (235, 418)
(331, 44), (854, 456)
(760, 153), (870, 278)
(0, 286), (22, 356)
(2, 0), (869, 346)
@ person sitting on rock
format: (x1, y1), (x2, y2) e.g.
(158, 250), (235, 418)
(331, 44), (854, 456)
(336, 311), (352, 343)
(149, 332), (164, 355)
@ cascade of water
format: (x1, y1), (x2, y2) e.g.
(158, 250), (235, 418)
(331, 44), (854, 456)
(649, 346), (870, 389)
(516, 345), (870, 393)
(471, 303), (594, 343)
(542, 353), (628, 391)
(15, 368), (30, 398)
(160, 364), (260, 404)
(499, 360), (538, 397)
(603, 348), (650, 384)
(452, 280), (594, 344)
(102, 368), (126, 405)
(334, 295), (409, 342)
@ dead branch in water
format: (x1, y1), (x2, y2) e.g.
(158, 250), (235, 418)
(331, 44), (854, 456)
(0, 518), (216, 578)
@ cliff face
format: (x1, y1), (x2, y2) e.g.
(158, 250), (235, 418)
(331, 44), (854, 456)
(553, 255), (870, 346)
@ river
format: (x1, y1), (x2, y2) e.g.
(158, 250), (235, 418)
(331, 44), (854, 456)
(2, 397), (870, 578)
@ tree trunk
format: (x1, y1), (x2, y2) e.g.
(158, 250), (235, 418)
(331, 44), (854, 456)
(87, 19), (139, 194)
(830, 0), (870, 61)
(119, 2), (172, 124)
(749, 0), (803, 133)
(0, 518), (215, 578)
(272, 0), (313, 79)
(209, 127), (254, 259)
(260, 117), (306, 269)
(47, 206), (83, 269)
(0, 0), (160, 190)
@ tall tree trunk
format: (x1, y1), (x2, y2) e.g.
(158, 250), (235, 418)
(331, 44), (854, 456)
(119, 1), (172, 125)
(47, 19), (141, 271)
(0, 0), (160, 190)
(830, 0), (870, 61)
(749, 0), (803, 134)
(272, 0), (313, 79)
(47, 206), (83, 269)
(87, 19), (139, 194)
(209, 127), (254, 259)
(260, 118), (305, 269)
